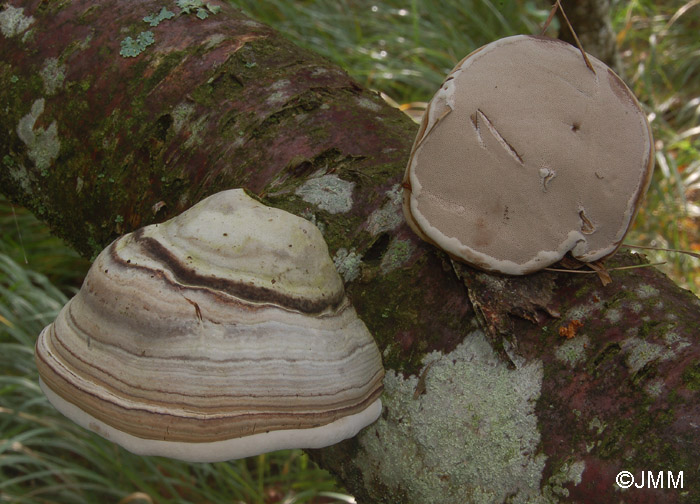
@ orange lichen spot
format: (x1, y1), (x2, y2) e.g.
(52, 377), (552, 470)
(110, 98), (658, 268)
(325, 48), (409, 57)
(559, 319), (584, 339)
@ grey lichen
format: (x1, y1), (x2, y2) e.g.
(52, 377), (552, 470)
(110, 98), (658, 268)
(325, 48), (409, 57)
(645, 378), (664, 398)
(366, 184), (403, 235)
(555, 335), (590, 367)
(333, 247), (362, 283)
(183, 114), (208, 148)
(621, 337), (672, 373)
(355, 96), (382, 112)
(295, 174), (355, 214)
(354, 330), (550, 503)
(0, 5), (34, 38)
(16, 99), (60, 172)
(664, 331), (690, 351)
(266, 80), (293, 106)
(634, 284), (660, 299)
(3, 155), (31, 193)
(204, 33), (227, 49)
(172, 102), (196, 133)
(39, 58), (66, 95)
(605, 308), (622, 323)
(588, 416), (607, 435)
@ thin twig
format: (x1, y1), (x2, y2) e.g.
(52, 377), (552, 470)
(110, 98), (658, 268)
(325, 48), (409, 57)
(622, 243), (700, 260)
(544, 262), (666, 274)
(545, 0), (597, 75)
(540, 3), (558, 35)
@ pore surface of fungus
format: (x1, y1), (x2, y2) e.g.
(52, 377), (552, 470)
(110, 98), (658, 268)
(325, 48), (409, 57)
(403, 35), (654, 274)
(35, 189), (384, 462)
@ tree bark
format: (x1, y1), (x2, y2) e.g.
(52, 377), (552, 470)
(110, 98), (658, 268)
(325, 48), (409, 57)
(2, 1), (699, 503)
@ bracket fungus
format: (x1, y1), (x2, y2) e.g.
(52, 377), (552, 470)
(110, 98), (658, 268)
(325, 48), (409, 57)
(35, 189), (384, 462)
(403, 35), (654, 275)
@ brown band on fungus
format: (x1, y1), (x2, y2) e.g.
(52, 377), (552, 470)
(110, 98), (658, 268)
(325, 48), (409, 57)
(129, 232), (344, 314)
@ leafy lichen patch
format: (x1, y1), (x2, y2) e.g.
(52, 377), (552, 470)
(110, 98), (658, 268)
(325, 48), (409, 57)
(143, 7), (175, 27)
(542, 459), (586, 499)
(120, 31), (155, 58)
(0, 5), (34, 38)
(295, 174), (355, 213)
(588, 416), (607, 435)
(16, 99), (60, 172)
(177, 0), (221, 18)
(39, 58), (66, 95)
(333, 247), (362, 283)
(355, 330), (549, 503)
(366, 183), (402, 235)
(555, 335), (590, 367)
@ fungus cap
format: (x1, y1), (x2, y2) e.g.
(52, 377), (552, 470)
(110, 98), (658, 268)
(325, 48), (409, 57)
(35, 189), (384, 462)
(403, 35), (654, 274)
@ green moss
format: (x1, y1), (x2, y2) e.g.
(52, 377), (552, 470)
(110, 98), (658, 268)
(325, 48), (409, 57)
(682, 360), (700, 391)
(352, 255), (456, 373)
(604, 289), (635, 310)
(379, 238), (414, 274)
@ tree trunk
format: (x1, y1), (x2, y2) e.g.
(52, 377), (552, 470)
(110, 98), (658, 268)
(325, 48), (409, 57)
(2, 1), (698, 503)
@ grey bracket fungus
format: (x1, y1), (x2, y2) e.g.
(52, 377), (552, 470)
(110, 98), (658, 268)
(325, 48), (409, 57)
(35, 189), (384, 463)
(403, 35), (654, 275)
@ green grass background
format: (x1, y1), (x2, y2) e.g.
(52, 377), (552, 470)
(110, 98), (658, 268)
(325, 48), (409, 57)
(1, 1), (698, 502)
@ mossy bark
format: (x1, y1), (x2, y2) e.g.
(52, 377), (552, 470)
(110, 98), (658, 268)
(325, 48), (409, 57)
(2, 1), (699, 503)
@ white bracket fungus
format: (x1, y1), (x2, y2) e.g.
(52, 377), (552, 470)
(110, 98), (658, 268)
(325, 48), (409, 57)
(35, 189), (384, 462)
(403, 35), (654, 275)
